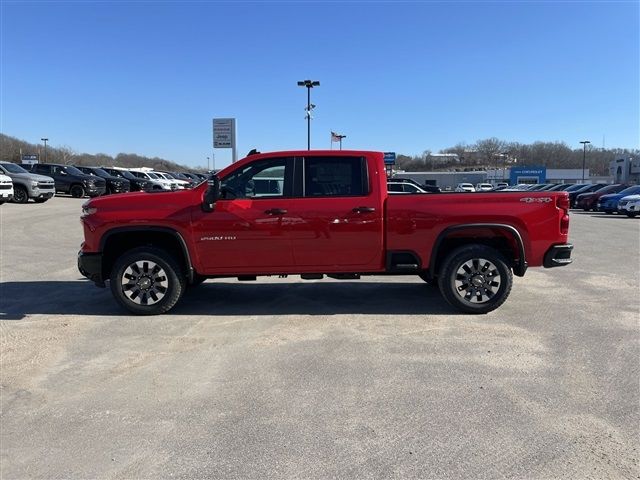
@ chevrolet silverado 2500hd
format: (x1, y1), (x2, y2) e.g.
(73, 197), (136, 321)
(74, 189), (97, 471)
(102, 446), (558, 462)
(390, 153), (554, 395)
(78, 150), (573, 315)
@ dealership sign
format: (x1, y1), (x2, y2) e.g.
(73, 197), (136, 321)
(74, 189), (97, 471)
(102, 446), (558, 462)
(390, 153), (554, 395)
(213, 118), (236, 149)
(21, 154), (39, 165)
(384, 152), (396, 165)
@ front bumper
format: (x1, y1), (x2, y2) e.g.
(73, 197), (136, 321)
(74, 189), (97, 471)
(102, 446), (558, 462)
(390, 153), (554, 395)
(0, 192), (13, 200)
(78, 251), (105, 287)
(543, 243), (574, 268)
(87, 186), (107, 197)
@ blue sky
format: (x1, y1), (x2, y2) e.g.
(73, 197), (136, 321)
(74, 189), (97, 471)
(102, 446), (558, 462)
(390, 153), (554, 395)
(1, 1), (638, 169)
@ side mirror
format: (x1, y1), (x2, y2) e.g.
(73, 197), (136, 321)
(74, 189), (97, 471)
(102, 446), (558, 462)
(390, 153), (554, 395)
(201, 175), (220, 212)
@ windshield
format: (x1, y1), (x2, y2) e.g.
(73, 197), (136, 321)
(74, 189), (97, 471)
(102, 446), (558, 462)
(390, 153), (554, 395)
(618, 186), (640, 196)
(90, 168), (110, 177)
(1, 163), (29, 174)
(147, 172), (160, 179)
(65, 166), (84, 176)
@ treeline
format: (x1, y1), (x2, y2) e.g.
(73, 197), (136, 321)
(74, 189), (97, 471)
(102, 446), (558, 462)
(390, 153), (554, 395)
(397, 138), (638, 175)
(0, 134), (205, 172)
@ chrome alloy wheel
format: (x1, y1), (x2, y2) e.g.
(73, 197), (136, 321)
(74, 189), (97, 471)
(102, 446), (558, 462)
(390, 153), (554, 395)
(121, 260), (168, 305)
(454, 258), (502, 304)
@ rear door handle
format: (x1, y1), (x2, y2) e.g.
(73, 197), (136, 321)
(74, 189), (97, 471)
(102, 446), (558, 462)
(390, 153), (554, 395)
(265, 208), (288, 215)
(352, 206), (376, 213)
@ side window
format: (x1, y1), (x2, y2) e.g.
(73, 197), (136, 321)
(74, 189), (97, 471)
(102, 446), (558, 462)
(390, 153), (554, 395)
(53, 166), (64, 175)
(34, 165), (49, 174)
(404, 184), (418, 193)
(388, 183), (403, 192)
(304, 156), (368, 197)
(221, 157), (289, 199)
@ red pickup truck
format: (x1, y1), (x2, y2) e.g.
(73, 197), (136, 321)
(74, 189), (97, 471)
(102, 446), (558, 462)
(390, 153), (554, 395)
(78, 150), (573, 315)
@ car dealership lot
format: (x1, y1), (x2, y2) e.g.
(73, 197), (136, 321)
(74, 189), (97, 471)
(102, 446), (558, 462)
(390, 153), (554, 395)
(1, 198), (638, 479)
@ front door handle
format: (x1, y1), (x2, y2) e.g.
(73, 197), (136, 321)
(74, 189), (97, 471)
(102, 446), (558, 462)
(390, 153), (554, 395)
(265, 208), (288, 215)
(352, 206), (376, 214)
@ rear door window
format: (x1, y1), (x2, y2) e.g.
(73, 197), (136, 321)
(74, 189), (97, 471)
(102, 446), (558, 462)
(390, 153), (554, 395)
(303, 156), (368, 197)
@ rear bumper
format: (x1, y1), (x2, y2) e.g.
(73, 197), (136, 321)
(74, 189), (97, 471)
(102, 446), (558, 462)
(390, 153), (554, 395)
(543, 243), (573, 268)
(78, 251), (105, 287)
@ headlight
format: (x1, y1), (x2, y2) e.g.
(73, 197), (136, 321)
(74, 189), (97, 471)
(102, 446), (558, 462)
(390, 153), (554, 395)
(30, 180), (39, 187)
(83, 179), (95, 186)
(81, 201), (97, 217)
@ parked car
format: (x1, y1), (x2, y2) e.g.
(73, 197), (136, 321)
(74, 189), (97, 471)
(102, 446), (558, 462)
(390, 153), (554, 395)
(28, 163), (106, 198)
(154, 171), (189, 189)
(181, 172), (204, 183)
(0, 161), (55, 203)
(527, 184), (553, 191)
(546, 184), (573, 191)
(575, 184), (626, 211)
(0, 173), (14, 204)
(501, 184), (535, 192)
(127, 169), (176, 190)
(388, 181), (428, 194)
(618, 194), (640, 217)
(75, 166), (131, 195)
(389, 177), (441, 193)
(455, 183), (475, 192)
(568, 183), (609, 207)
(494, 182), (509, 189)
(100, 167), (158, 191)
(596, 185), (640, 214)
(168, 172), (197, 187)
(475, 183), (493, 192)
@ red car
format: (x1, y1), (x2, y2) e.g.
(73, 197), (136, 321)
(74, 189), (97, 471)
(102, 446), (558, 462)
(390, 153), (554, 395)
(575, 184), (626, 211)
(78, 150), (572, 315)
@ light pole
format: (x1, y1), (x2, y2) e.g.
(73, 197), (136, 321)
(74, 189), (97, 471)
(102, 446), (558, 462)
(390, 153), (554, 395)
(297, 79), (320, 149)
(41, 138), (48, 163)
(500, 151), (509, 182)
(580, 140), (591, 183)
(206, 156), (210, 172)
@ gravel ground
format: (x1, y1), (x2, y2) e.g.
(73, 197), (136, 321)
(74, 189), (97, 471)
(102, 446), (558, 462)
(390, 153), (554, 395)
(1, 196), (639, 479)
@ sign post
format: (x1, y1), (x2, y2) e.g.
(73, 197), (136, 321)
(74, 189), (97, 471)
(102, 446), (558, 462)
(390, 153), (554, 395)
(213, 118), (237, 165)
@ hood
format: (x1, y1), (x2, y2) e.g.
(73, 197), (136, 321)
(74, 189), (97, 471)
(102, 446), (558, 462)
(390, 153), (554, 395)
(8, 172), (55, 182)
(620, 194), (640, 202)
(599, 193), (624, 202)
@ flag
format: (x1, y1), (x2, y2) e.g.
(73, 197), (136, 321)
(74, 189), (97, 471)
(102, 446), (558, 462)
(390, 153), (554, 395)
(331, 131), (341, 142)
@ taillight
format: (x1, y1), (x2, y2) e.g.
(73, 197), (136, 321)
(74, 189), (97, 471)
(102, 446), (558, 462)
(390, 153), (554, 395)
(557, 193), (570, 234)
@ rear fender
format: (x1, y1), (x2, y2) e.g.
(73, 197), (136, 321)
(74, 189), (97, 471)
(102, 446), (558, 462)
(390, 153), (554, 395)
(429, 223), (527, 277)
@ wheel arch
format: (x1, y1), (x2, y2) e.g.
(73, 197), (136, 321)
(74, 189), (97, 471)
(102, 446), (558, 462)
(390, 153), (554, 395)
(429, 223), (528, 278)
(100, 227), (194, 283)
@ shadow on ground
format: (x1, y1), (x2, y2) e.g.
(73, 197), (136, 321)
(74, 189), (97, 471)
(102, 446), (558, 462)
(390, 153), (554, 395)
(0, 280), (457, 320)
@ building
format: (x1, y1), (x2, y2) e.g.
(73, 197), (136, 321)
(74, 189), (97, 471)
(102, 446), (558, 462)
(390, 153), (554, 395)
(610, 157), (640, 184)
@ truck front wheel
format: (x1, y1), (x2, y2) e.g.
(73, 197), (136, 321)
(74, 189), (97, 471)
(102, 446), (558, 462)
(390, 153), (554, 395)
(437, 245), (513, 314)
(110, 247), (185, 315)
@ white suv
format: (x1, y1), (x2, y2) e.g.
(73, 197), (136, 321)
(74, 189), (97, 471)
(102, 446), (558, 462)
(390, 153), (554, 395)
(0, 173), (15, 204)
(618, 194), (640, 218)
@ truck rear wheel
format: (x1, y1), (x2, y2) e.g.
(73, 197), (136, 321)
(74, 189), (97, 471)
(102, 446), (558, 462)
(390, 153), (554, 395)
(437, 245), (513, 314)
(110, 247), (185, 315)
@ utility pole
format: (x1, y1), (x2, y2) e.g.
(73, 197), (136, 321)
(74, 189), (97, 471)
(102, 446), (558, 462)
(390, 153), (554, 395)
(297, 79), (320, 149)
(580, 140), (591, 183)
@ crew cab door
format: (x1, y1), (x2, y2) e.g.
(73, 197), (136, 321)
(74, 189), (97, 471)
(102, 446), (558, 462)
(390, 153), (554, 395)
(191, 156), (296, 273)
(290, 155), (384, 270)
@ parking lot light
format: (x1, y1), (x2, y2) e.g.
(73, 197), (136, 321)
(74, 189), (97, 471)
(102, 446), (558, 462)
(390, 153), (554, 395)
(297, 80), (320, 150)
(580, 140), (591, 183)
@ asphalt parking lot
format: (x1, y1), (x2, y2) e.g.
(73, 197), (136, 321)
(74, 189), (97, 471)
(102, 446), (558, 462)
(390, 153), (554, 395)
(1, 197), (639, 479)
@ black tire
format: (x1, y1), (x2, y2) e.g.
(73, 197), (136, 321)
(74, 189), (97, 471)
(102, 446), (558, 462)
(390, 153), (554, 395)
(626, 212), (637, 218)
(33, 198), (49, 203)
(12, 185), (29, 204)
(109, 247), (186, 315)
(0, 201), (4, 205)
(70, 184), (85, 198)
(437, 245), (513, 314)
